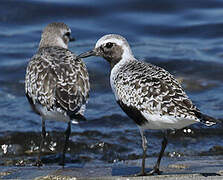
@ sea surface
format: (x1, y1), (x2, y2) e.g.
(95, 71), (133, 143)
(1, 0), (223, 169)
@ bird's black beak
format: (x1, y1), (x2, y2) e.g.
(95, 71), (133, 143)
(69, 36), (75, 42)
(77, 49), (97, 58)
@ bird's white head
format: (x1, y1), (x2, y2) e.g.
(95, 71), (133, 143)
(39, 22), (75, 49)
(78, 34), (135, 68)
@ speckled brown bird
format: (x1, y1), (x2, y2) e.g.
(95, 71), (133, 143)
(78, 34), (219, 176)
(25, 22), (90, 166)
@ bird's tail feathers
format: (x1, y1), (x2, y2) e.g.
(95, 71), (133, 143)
(195, 111), (221, 126)
(71, 113), (87, 124)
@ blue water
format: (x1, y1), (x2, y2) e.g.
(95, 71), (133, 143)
(0, 0), (223, 166)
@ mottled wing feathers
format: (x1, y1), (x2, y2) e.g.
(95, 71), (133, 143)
(113, 60), (200, 122)
(25, 47), (90, 117)
(54, 60), (89, 114)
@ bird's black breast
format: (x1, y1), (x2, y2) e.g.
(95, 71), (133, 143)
(117, 100), (147, 126)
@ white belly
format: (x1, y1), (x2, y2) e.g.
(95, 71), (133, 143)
(140, 112), (199, 130)
(35, 103), (70, 122)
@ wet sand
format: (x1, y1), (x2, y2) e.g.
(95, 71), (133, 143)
(1, 156), (223, 179)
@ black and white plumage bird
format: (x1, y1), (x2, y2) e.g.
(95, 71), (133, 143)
(78, 34), (219, 176)
(25, 22), (90, 166)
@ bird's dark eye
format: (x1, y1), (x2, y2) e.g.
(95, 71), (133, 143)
(65, 32), (71, 37)
(105, 42), (113, 48)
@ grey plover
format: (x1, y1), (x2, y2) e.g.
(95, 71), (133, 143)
(78, 34), (219, 175)
(25, 22), (90, 166)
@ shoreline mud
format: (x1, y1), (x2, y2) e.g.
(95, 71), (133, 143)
(1, 156), (223, 179)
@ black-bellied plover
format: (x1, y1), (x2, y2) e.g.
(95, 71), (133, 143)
(78, 34), (219, 176)
(25, 22), (90, 166)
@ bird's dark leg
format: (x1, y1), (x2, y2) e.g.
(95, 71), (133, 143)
(135, 128), (148, 176)
(148, 130), (168, 175)
(35, 117), (46, 167)
(59, 121), (71, 167)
